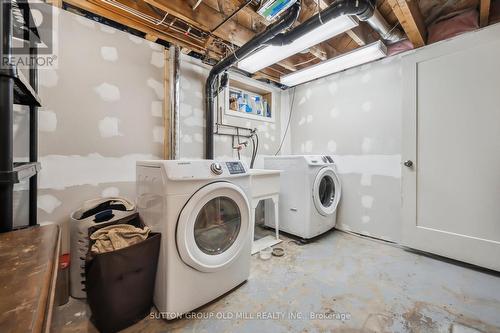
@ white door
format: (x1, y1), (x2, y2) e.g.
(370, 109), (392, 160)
(176, 182), (250, 273)
(312, 167), (341, 216)
(402, 26), (500, 271)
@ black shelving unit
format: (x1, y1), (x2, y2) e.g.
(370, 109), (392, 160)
(0, 0), (42, 232)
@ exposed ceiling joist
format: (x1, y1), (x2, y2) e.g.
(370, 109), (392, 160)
(146, 0), (299, 71)
(377, 0), (399, 26)
(345, 24), (373, 46)
(388, 0), (426, 47)
(315, 0), (368, 47)
(144, 0), (255, 46)
(97, 0), (211, 47)
(220, 0), (325, 65)
(193, 0), (204, 11)
(479, 0), (491, 27)
(48, 0), (63, 8)
(145, 33), (158, 41)
(64, 0), (208, 54)
(275, 59), (298, 72)
(54, 0), (498, 85)
(319, 41), (338, 58)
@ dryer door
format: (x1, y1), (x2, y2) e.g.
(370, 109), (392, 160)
(312, 167), (341, 216)
(176, 182), (250, 273)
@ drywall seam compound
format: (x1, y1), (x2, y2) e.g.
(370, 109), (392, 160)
(39, 153), (160, 189)
(334, 154), (401, 178)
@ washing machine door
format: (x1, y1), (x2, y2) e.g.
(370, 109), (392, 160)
(312, 167), (341, 216)
(176, 181), (250, 273)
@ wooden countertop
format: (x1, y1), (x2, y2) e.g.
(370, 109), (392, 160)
(0, 224), (60, 333)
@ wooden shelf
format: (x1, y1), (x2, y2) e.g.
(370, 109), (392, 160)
(0, 225), (60, 333)
(225, 78), (274, 122)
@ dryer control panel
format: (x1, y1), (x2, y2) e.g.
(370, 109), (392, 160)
(226, 161), (246, 174)
(305, 155), (335, 165)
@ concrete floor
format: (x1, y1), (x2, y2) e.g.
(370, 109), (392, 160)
(52, 231), (500, 333)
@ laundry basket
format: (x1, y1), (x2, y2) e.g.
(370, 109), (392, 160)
(69, 197), (136, 299)
(85, 222), (161, 333)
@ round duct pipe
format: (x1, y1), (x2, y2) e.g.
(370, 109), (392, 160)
(364, 8), (405, 44)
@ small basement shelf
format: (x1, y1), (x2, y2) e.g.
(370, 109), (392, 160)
(0, 162), (42, 184)
(0, 0), (42, 232)
(0, 66), (42, 107)
(224, 78), (276, 123)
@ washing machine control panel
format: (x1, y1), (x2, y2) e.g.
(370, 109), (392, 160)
(306, 155), (335, 165)
(226, 161), (246, 174)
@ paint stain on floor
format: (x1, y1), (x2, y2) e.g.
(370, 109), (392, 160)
(52, 231), (500, 333)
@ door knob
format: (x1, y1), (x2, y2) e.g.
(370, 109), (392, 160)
(403, 160), (413, 168)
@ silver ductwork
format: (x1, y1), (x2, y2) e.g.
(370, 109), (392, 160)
(365, 8), (405, 44)
(169, 45), (180, 160)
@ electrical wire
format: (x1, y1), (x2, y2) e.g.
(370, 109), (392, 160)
(155, 12), (169, 26)
(317, 0), (324, 25)
(275, 87), (296, 155)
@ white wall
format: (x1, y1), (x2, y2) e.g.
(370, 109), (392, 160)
(178, 55), (287, 167)
(22, 6), (499, 247)
(288, 23), (500, 242)
(14, 7), (288, 250)
(13, 7), (165, 251)
(289, 56), (403, 242)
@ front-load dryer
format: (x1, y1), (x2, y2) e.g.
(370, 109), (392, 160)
(136, 160), (252, 318)
(264, 155), (341, 240)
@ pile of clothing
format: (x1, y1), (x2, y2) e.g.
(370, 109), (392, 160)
(90, 224), (151, 254)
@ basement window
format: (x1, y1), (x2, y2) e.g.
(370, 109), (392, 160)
(223, 79), (274, 123)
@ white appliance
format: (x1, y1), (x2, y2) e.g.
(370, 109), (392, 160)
(136, 160), (252, 318)
(264, 155), (341, 239)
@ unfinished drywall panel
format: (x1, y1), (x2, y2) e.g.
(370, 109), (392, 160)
(178, 55), (286, 167)
(289, 56), (404, 242)
(28, 8), (163, 251)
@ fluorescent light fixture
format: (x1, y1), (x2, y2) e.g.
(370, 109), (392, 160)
(280, 41), (387, 86)
(237, 16), (358, 73)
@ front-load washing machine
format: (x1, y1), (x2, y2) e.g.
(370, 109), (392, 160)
(264, 155), (341, 240)
(136, 159), (252, 318)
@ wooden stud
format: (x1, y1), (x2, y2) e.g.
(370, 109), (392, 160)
(345, 24), (372, 46)
(145, 33), (158, 42)
(319, 42), (338, 58)
(378, 0), (399, 25)
(387, 0), (426, 47)
(307, 47), (327, 61)
(275, 59), (297, 72)
(48, 0), (62, 8)
(479, 0), (491, 27)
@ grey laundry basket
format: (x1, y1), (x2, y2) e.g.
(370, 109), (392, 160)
(69, 197), (136, 299)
